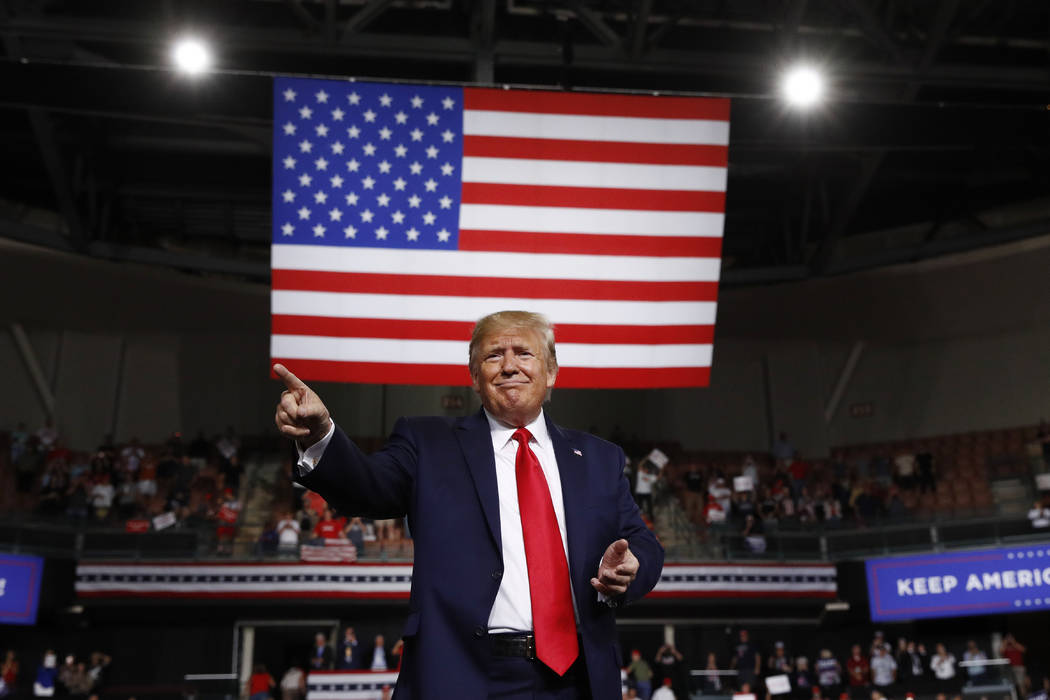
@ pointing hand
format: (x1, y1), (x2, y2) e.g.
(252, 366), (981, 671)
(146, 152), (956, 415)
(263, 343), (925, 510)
(273, 363), (332, 448)
(590, 538), (639, 597)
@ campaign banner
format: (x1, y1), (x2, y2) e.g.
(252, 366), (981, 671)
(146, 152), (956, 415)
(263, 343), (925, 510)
(866, 543), (1050, 621)
(0, 553), (44, 625)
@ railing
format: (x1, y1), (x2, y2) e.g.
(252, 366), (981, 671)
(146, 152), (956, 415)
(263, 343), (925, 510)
(2, 511), (1048, 563)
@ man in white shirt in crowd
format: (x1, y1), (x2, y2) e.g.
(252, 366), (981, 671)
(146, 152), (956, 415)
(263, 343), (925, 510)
(870, 645), (897, 689)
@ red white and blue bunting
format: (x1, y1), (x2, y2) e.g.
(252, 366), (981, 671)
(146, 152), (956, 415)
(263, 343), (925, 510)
(307, 671), (398, 700)
(75, 561), (836, 600)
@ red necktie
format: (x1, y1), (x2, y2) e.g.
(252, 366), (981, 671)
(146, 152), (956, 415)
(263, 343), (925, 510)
(511, 427), (579, 675)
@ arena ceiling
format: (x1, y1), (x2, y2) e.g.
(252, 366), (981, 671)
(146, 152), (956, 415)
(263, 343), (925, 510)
(1, 0), (1048, 285)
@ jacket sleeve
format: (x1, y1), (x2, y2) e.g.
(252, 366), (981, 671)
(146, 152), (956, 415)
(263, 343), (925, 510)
(295, 419), (417, 519)
(614, 446), (665, 604)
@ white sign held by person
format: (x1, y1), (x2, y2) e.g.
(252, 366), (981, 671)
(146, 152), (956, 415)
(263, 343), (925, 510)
(646, 448), (669, 470)
(734, 475), (753, 492)
(153, 511), (177, 531)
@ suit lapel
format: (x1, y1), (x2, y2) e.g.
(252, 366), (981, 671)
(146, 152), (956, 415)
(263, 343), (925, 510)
(455, 409), (502, 555)
(546, 413), (590, 611)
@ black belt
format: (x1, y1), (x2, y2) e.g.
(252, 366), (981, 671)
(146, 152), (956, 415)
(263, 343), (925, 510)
(488, 632), (537, 660)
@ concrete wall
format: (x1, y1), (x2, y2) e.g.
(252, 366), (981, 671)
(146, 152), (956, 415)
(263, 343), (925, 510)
(2, 235), (1049, 452)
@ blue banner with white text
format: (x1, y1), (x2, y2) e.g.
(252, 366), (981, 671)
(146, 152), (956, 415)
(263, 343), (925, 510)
(0, 553), (44, 625)
(866, 543), (1050, 621)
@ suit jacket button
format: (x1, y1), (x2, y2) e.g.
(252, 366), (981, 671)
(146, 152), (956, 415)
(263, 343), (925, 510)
(474, 626), (485, 638)
(492, 570), (503, 581)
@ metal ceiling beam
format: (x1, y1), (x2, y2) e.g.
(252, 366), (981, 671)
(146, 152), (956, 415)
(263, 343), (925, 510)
(472, 0), (496, 83)
(284, 0), (322, 32)
(814, 0), (961, 273)
(342, 0), (397, 38)
(629, 0), (652, 58)
(567, 0), (622, 50)
(2, 15), (1048, 90)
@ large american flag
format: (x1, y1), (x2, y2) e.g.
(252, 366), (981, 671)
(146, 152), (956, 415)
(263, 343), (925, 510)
(271, 77), (729, 388)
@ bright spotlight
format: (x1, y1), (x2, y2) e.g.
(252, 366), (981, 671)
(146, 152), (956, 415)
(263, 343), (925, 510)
(172, 37), (212, 75)
(781, 65), (824, 108)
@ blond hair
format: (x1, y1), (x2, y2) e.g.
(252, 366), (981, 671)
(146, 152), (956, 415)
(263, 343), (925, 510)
(468, 310), (558, 378)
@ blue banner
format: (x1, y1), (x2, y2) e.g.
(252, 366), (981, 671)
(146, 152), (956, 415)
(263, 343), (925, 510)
(866, 543), (1050, 621)
(0, 553), (44, 625)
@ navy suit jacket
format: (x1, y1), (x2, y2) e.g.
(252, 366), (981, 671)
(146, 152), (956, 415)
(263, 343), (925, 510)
(296, 408), (664, 699)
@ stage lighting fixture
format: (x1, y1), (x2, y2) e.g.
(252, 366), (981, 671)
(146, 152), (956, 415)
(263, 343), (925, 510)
(781, 65), (824, 108)
(172, 37), (212, 75)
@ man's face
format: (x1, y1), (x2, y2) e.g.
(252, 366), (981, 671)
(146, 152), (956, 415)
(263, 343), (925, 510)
(471, 326), (556, 427)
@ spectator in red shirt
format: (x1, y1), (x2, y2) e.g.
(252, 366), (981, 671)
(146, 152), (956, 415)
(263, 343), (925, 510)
(313, 508), (347, 542)
(246, 664), (274, 700)
(846, 644), (870, 700)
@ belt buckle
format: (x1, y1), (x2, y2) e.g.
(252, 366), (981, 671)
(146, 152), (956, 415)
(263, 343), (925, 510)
(524, 634), (536, 661)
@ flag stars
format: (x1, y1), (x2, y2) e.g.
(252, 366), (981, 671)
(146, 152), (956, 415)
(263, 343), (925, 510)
(314, 157), (329, 170)
(345, 192), (359, 206)
(410, 129), (423, 142)
(329, 209), (343, 222)
(297, 206), (311, 220)
(282, 189), (295, 203)
(347, 158), (360, 172)
(313, 224), (326, 237)
(423, 211), (436, 225)
(391, 210), (405, 224)
(379, 127), (392, 140)
(442, 96), (455, 110)
(379, 93), (393, 107)
(331, 108), (345, 121)
(363, 109), (377, 122)
(362, 176), (376, 189)
(313, 191), (328, 204)
(441, 130), (454, 143)
(394, 144), (407, 157)
(424, 178), (438, 192)
(281, 222), (294, 236)
(426, 112), (439, 126)
(331, 142), (345, 155)
(437, 228), (451, 242)
(409, 162), (423, 175)
(360, 209), (375, 223)
(299, 106), (313, 119)
(411, 95), (423, 108)
(283, 88), (297, 102)
(394, 111), (408, 124)
(329, 174), (344, 188)
(299, 140), (313, 153)
(282, 156), (297, 169)
(282, 122), (296, 135)
(378, 160), (392, 174)
(408, 194), (421, 208)
(393, 177), (406, 191)
(441, 162), (454, 176)
(298, 173), (312, 187)
(377, 193), (391, 207)
(363, 143), (377, 156)
(406, 227), (420, 241)
(348, 125), (361, 139)
(439, 195), (452, 209)
(344, 225), (357, 239)
(315, 124), (329, 137)
(315, 90), (329, 104)
(425, 146), (439, 159)
(375, 226), (389, 240)
(348, 92), (361, 105)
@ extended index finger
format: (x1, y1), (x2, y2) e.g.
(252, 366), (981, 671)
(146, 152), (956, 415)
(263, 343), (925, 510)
(273, 363), (308, 392)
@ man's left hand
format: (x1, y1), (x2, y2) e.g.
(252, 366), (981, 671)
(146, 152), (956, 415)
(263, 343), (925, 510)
(591, 538), (638, 597)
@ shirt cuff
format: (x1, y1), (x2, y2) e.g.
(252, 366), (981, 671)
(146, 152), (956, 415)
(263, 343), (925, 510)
(595, 560), (616, 607)
(296, 421), (336, 475)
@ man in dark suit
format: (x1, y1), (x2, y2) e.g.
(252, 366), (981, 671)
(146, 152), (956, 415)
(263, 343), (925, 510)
(274, 310), (664, 699)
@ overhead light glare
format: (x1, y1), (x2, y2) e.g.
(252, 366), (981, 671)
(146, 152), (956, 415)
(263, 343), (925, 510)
(781, 64), (824, 108)
(173, 37), (212, 75)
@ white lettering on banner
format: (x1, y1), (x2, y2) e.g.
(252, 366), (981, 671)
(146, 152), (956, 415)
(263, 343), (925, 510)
(964, 568), (1050, 591)
(896, 576), (958, 596)
(0, 577), (5, 597)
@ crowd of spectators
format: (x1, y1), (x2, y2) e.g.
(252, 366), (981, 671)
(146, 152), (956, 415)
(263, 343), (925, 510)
(2, 420), (246, 547)
(0, 648), (111, 699)
(620, 631), (1041, 700)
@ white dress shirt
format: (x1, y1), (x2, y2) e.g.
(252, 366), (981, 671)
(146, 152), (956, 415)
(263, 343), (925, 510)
(296, 410), (601, 634)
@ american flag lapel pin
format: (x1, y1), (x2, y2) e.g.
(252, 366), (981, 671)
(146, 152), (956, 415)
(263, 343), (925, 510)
(573, 449), (583, 457)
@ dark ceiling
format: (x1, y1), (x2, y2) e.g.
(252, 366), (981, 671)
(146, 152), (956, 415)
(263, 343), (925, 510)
(1, 0), (1048, 285)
